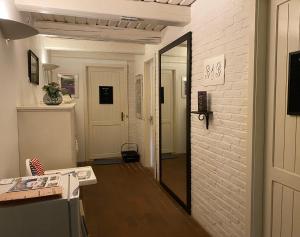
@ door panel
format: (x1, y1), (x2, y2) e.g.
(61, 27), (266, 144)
(90, 125), (122, 157)
(265, 0), (300, 236)
(273, 2), (289, 169)
(271, 183), (300, 237)
(271, 183), (282, 237)
(296, 120), (300, 174)
(281, 186), (293, 237)
(292, 192), (300, 237)
(87, 66), (128, 159)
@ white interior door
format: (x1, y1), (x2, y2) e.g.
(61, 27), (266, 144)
(144, 59), (155, 168)
(264, 1), (300, 236)
(87, 66), (128, 160)
(161, 69), (174, 154)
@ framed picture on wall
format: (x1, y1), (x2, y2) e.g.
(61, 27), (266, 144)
(27, 50), (39, 85)
(57, 74), (79, 98)
(135, 74), (143, 119)
(181, 76), (187, 98)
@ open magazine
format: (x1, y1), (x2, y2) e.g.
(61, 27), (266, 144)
(76, 170), (91, 181)
(9, 175), (61, 192)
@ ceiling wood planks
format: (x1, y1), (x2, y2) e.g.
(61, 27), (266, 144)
(32, 13), (167, 35)
(179, 0), (196, 6)
(15, 0), (191, 26)
(18, 0), (196, 44)
(168, 0), (183, 5)
(34, 21), (161, 44)
(134, 0), (196, 6)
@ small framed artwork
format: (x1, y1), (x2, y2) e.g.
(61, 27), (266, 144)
(57, 74), (79, 98)
(181, 76), (187, 98)
(28, 50), (39, 85)
(135, 74), (143, 119)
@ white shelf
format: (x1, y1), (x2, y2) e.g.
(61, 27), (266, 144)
(16, 103), (76, 112)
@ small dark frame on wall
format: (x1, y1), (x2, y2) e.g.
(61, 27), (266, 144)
(27, 50), (39, 85)
(287, 50), (300, 115)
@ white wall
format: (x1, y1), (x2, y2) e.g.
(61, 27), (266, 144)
(189, 1), (249, 236)
(133, 55), (146, 166)
(50, 50), (140, 161)
(44, 37), (145, 55)
(0, 32), (48, 178)
(135, 0), (252, 236)
(16, 36), (48, 106)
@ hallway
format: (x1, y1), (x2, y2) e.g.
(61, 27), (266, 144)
(80, 163), (210, 237)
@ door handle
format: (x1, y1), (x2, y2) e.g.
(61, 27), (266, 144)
(121, 112), (125, 121)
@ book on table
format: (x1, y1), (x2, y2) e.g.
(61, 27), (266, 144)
(0, 175), (63, 202)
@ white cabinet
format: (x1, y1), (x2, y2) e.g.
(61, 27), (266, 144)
(17, 104), (77, 176)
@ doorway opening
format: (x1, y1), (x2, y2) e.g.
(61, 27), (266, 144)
(86, 65), (129, 161)
(143, 58), (156, 175)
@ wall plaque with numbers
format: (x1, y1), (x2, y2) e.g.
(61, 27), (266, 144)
(202, 54), (225, 86)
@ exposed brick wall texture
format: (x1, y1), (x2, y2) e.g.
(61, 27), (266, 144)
(189, 1), (249, 236)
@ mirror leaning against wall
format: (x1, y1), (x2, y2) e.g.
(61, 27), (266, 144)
(159, 32), (192, 213)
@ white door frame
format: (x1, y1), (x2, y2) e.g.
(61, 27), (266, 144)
(143, 58), (156, 169)
(247, 0), (268, 237)
(84, 63), (128, 161)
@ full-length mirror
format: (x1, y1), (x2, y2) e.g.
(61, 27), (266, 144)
(159, 32), (192, 213)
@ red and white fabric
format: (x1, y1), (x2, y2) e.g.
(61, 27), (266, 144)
(29, 158), (45, 176)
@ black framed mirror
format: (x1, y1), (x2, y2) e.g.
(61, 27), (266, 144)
(159, 32), (192, 213)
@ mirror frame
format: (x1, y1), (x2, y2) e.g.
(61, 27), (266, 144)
(158, 31), (192, 214)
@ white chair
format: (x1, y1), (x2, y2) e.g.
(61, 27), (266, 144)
(25, 159), (33, 176)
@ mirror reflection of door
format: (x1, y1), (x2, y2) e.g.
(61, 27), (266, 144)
(160, 34), (190, 210)
(161, 70), (174, 154)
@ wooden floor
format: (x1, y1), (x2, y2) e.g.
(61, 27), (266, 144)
(80, 163), (210, 237)
(161, 154), (187, 203)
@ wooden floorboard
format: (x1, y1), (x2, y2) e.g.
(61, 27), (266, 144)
(80, 163), (210, 237)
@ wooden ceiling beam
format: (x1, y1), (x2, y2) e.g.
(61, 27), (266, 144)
(15, 0), (191, 26)
(34, 21), (161, 44)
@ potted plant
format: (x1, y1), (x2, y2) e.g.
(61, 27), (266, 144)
(42, 82), (63, 105)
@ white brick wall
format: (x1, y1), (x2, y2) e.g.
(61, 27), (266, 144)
(133, 1), (251, 235)
(190, 0), (250, 236)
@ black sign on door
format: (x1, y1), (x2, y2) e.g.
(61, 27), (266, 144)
(99, 86), (113, 104)
(288, 51), (300, 115)
(160, 87), (164, 104)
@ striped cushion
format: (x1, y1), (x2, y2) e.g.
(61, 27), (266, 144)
(29, 158), (45, 176)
